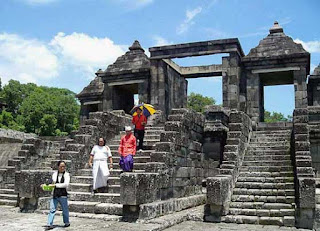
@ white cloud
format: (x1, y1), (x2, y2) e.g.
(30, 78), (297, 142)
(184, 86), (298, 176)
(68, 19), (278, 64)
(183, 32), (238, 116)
(115, 0), (154, 10)
(177, 7), (202, 34)
(50, 32), (126, 77)
(20, 0), (58, 5)
(0, 32), (127, 85)
(294, 39), (320, 53)
(0, 33), (58, 84)
(152, 36), (173, 46)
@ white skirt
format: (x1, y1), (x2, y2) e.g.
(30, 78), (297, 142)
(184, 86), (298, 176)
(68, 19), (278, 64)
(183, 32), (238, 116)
(92, 159), (110, 190)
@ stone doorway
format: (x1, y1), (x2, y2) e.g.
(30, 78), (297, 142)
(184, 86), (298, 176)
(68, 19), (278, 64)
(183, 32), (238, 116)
(112, 83), (138, 114)
(258, 70), (294, 122)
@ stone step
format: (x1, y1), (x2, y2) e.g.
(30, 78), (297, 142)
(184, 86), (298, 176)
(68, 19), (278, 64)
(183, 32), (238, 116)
(0, 193), (18, 200)
(145, 126), (164, 131)
(242, 160), (292, 167)
(18, 150), (30, 157)
(229, 202), (294, 210)
(7, 159), (21, 169)
(249, 141), (290, 146)
(0, 188), (15, 194)
(247, 146), (289, 151)
(240, 166), (293, 172)
(244, 155), (291, 161)
(109, 138), (160, 145)
(74, 134), (92, 144)
(68, 191), (120, 204)
(60, 151), (79, 159)
(0, 199), (17, 206)
(231, 195), (295, 204)
(84, 119), (99, 126)
(13, 156), (27, 162)
(112, 156), (151, 163)
(232, 188), (295, 197)
(253, 130), (291, 134)
(250, 137), (289, 142)
(72, 176), (120, 185)
(69, 183), (119, 194)
(68, 200), (122, 215)
(110, 150), (154, 157)
(78, 169), (144, 177)
(222, 214), (295, 226)
(229, 207), (295, 217)
(4, 184), (15, 189)
(246, 150), (290, 156)
(65, 143), (85, 152)
(237, 176), (294, 183)
(235, 182), (294, 190)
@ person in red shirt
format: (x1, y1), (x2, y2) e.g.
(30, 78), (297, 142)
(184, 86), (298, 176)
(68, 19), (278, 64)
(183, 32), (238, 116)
(132, 108), (147, 150)
(118, 126), (136, 172)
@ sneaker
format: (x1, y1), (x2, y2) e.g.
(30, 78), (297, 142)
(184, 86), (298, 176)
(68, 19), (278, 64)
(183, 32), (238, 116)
(64, 223), (70, 227)
(45, 226), (54, 230)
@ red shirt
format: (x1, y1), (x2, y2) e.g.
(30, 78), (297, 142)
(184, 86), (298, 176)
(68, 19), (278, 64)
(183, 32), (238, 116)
(132, 114), (147, 130)
(118, 133), (136, 157)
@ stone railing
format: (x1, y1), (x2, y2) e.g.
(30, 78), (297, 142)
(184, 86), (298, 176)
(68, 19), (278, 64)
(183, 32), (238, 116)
(120, 108), (216, 220)
(205, 110), (252, 221)
(0, 128), (36, 143)
(292, 108), (316, 229)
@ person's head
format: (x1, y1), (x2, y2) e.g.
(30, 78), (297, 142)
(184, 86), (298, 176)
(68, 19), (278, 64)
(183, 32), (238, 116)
(98, 137), (105, 146)
(57, 160), (66, 173)
(136, 108), (142, 115)
(125, 126), (132, 135)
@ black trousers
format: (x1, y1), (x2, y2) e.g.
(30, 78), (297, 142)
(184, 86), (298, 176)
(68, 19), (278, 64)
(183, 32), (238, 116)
(134, 129), (145, 150)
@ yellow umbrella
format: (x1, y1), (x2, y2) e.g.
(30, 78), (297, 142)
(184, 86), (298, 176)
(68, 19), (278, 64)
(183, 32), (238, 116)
(131, 103), (156, 117)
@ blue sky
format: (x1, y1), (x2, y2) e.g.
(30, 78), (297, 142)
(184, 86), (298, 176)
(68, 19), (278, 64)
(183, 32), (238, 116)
(0, 0), (319, 117)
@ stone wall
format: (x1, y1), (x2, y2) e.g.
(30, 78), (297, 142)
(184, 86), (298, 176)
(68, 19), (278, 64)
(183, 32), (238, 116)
(308, 106), (320, 177)
(120, 108), (217, 219)
(292, 108), (315, 229)
(205, 110), (252, 221)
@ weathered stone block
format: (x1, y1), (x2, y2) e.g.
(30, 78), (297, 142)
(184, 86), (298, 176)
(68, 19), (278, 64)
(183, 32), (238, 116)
(120, 173), (160, 205)
(295, 141), (310, 152)
(155, 142), (175, 153)
(294, 123), (309, 134)
(298, 177), (315, 209)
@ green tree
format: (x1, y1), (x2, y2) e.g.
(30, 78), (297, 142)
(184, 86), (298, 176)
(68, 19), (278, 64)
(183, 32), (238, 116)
(0, 80), (37, 115)
(39, 114), (57, 136)
(187, 92), (216, 113)
(264, 110), (291, 123)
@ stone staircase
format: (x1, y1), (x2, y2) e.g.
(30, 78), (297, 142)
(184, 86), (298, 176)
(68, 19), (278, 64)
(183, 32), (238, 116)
(46, 125), (164, 215)
(223, 126), (296, 226)
(0, 138), (61, 207)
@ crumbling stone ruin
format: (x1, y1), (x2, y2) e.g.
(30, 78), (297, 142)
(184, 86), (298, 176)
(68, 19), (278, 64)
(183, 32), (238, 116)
(0, 22), (320, 229)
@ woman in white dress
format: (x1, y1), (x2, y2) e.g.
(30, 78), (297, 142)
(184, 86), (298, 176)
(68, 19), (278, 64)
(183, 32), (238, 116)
(88, 137), (113, 193)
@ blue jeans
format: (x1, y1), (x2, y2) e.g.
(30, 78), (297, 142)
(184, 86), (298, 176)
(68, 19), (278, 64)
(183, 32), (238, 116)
(47, 197), (69, 226)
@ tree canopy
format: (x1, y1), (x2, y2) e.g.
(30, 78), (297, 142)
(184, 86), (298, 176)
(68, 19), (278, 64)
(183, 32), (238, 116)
(0, 79), (80, 136)
(187, 92), (216, 113)
(264, 110), (292, 123)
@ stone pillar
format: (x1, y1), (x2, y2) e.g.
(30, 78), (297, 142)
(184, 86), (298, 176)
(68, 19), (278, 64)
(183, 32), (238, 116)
(150, 59), (167, 114)
(205, 176), (232, 222)
(246, 71), (260, 124)
(102, 84), (113, 111)
(294, 68), (308, 108)
(120, 172), (160, 219)
(138, 80), (149, 104)
(222, 53), (241, 110)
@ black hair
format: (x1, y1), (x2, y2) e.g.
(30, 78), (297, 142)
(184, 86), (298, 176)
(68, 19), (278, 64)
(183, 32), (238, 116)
(57, 160), (66, 167)
(98, 137), (106, 146)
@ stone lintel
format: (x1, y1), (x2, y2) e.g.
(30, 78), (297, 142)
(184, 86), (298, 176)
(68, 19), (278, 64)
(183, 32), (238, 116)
(149, 38), (244, 59)
(108, 79), (145, 86)
(83, 100), (102, 105)
(252, 66), (300, 74)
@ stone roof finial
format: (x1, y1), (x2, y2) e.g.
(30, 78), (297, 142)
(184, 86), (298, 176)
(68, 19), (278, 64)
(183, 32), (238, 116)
(129, 40), (145, 52)
(313, 64), (320, 75)
(269, 21), (284, 34)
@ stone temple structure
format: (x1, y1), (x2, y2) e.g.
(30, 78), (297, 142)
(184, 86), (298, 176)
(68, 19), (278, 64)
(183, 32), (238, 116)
(1, 22), (320, 229)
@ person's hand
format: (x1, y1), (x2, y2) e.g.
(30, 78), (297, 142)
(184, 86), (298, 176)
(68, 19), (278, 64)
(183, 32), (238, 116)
(109, 164), (113, 170)
(48, 184), (55, 187)
(40, 184), (44, 188)
(88, 162), (93, 168)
